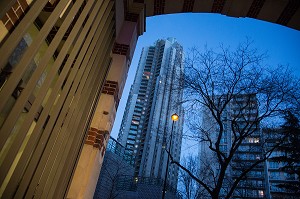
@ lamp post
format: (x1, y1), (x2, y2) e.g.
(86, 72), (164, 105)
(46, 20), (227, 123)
(162, 113), (179, 199)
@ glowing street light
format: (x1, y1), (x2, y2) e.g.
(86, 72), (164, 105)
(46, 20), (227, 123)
(171, 113), (179, 121)
(162, 113), (179, 199)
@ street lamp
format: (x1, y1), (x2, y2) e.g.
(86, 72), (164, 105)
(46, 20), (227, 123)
(162, 113), (179, 199)
(171, 114), (179, 121)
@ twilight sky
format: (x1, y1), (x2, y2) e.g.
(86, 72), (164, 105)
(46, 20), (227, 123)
(110, 13), (300, 153)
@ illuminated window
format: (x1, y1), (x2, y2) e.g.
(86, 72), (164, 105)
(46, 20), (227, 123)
(143, 71), (151, 80)
(258, 190), (264, 198)
(132, 120), (139, 125)
(247, 137), (259, 143)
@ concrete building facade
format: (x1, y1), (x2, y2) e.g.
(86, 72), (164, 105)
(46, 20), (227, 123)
(93, 137), (135, 199)
(264, 128), (300, 199)
(94, 137), (181, 199)
(200, 94), (267, 198)
(118, 38), (184, 189)
(0, 0), (299, 198)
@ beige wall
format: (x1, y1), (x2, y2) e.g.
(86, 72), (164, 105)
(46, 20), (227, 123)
(67, 145), (104, 199)
(0, 21), (8, 43)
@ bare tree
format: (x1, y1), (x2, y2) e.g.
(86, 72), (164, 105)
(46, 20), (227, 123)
(95, 151), (134, 199)
(169, 40), (300, 199)
(178, 155), (202, 199)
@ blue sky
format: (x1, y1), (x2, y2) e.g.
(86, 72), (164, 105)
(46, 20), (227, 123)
(110, 13), (300, 153)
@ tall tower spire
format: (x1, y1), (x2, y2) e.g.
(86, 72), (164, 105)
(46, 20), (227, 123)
(118, 38), (184, 188)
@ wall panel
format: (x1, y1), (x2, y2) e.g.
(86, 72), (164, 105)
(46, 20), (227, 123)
(0, 0), (116, 198)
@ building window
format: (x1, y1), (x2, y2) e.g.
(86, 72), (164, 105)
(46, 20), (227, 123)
(269, 171), (280, 179)
(130, 130), (137, 135)
(132, 115), (140, 120)
(247, 137), (259, 143)
(128, 134), (136, 139)
(257, 180), (263, 187)
(134, 107), (142, 112)
(130, 125), (138, 130)
(132, 120), (139, 125)
(258, 190), (264, 198)
(269, 161), (279, 168)
(284, 172), (295, 180)
(221, 137), (227, 143)
(127, 139), (135, 144)
(220, 145), (227, 151)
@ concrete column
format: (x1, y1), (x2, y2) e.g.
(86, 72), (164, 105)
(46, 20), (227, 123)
(66, 94), (115, 199)
(66, 1), (145, 198)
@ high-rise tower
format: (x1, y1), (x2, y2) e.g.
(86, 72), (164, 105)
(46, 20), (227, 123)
(117, 38), (184, 188)
(200, 94), (266, 198)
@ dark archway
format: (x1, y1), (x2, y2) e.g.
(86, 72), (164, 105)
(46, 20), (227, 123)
(144, 0), (300, 31)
